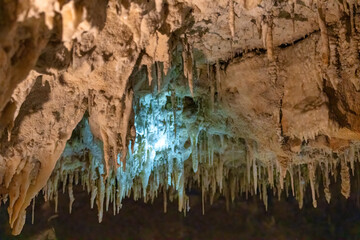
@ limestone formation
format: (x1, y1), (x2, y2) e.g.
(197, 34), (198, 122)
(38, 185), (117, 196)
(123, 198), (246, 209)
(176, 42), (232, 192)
(0, 0), (359, 235)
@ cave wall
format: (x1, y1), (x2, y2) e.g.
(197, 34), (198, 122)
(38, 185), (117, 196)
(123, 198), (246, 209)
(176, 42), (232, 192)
(0, 0), (359, 235)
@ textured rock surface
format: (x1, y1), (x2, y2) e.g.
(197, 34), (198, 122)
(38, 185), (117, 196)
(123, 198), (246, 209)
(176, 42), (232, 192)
(0, 0), (359, 235)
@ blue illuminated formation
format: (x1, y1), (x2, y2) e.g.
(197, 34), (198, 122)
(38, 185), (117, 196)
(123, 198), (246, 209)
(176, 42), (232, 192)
(43, 84), (357, 222)
(50, 91), (195, 219)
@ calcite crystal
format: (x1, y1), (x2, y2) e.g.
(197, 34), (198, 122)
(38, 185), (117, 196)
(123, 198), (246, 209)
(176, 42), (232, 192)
(0, 0), (359, 235)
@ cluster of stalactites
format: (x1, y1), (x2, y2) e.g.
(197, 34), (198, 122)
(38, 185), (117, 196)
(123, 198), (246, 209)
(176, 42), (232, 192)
(178, 138), (358, 213)
(222, 0), (360, 87)
(317, 0), (360, 90)
(42, 151), (191, 221)
(39, 129), (360, 223)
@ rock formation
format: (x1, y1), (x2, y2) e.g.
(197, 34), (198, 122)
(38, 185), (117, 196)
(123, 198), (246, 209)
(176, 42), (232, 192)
(0, 0), (359, 235)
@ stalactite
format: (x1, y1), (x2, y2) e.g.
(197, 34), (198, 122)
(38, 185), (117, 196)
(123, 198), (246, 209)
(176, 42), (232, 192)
(341, 157), (350, 199)
(291, 1), (296, 33)
(318, 0), (330, 66)
(327, 35), (340, 89)
(208, 64), (215, 111)
(171, 89), (177, 136)
(182, 39), (194, 96)
(147, 63), (154, 86)
(229, 0), (235, 40)
(308, 163), (317, 208)
(105, 179), (111, 212)
(155, 0), (163, 13)
(298, 166), (304, 209)
(349, 145), (355, 176)
(157, 62), (162, 93)
(265, 16), (274, 62)
(215, 61), (221, 100)
(68, 172), (75, 214)
(247, 147), (252, 185)
(202, 181), (205, 215)
(262, 181), (268, 211)
(278, 160), (287, 190)
(268, 164), (274, 188)
(289, 165), (295, 196)
(90, 181), (97, 209)
(31, 197), (35, 225)
(230, 173), (236, 203)
(323, 161), (331, 203)
(253, 158), (258, 193)
(163, 186), (167, 213)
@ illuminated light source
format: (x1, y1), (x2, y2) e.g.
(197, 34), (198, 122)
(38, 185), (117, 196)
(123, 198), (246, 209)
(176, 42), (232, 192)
(154, 133), (167, 150)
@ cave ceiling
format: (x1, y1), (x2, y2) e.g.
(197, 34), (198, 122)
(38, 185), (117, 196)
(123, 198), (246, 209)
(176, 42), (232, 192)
(0, 0), (360, 235)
